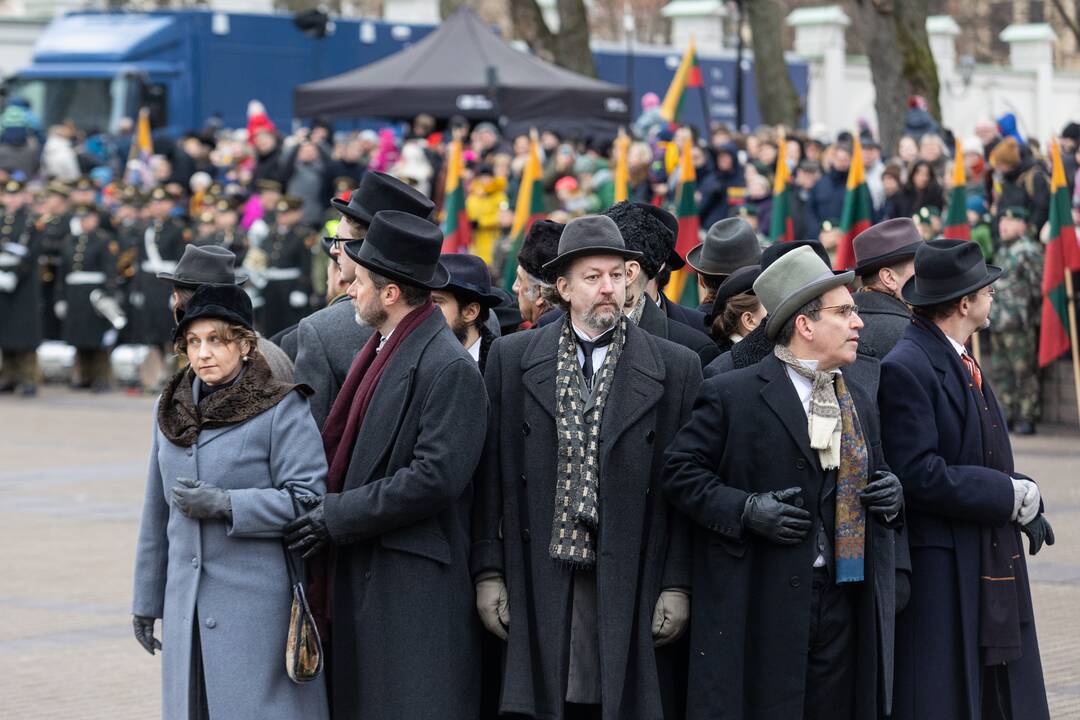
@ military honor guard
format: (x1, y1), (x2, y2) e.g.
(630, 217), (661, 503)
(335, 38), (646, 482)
(0, 180), (42, 394)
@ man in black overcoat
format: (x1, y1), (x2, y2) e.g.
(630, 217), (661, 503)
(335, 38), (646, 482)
(663, 245), (907, 720)
(851, 218), (921, 362)
(473, 215), (702, 720)
(878, 239), (1052, 720)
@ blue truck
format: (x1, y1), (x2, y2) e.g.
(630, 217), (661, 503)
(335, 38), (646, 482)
(4, 10), (806, 137)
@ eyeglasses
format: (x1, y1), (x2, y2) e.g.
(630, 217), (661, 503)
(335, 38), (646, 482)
(323, 236), (343, 248)
(818, 304), (860, 318)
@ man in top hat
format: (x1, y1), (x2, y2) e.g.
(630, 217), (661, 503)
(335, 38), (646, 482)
(31, 180), (72, 340)
(434, 253), (502, 372)
(852, 217), (922, 362)
(512, 219), (564, 328)
(688, 217), (763, 325)
(473, 214), (702, 719)
(159, 244), (294, 381)
(879, 240), (1052, 720)
(292, 171), (436, 428)
(284, 210), (487, 719)
(257, 195), (312, 338)
(663, 245), (906, 720)
(0, 180), (42, 395)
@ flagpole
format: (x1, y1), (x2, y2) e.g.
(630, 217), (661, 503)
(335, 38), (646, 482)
(1065, 271), (1080, 425)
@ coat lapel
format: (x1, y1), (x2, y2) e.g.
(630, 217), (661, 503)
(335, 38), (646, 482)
(520, 322), (562, 420)
(637, 295), (670, 340)
(758, 354), (817, 467)
(599, 323), (665, 456)
(911, 319), (970, 418)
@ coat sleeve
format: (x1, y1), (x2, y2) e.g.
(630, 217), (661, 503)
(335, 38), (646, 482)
(132, 408), (169, 618)
(471, 339), (506, 579)
(661, 356), (703, 589)
(293, 319), (334, 429)
(227, 392), (328, 538)
(878, 358), (1014, 525)
(661, 377), (751, 541)
(322, 357), (488, 542)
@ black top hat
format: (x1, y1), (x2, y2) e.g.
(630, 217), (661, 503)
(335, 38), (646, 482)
(173, 284), (254, 342)
(631, 202), (684, 271)
(158, 245), (249, 287)
(902, 239), (1002, 306)
(686, 218), (761, 276)
(853, 218), (922, 275)
(343, 210), (449, 290)
(332, 171), (435, 227)
(542, 215), (643, 273)
(439, 253), (502, 307)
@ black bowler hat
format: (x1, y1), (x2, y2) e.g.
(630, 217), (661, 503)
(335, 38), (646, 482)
(542, 215), (643, 273)
(631, 202), (684, 271)
(158, 245), (248, 287)
(853, 218), (922, 275)
(173, 284), (254, 342)
(686, 218), (761, 277)
(331, 171), (435, 227)
(902, 239), (1002, 306)
(761, 239), (834, 272)
(440, 253), (502, 308)
(343, 210), (449, 290)
(705, 264), (761, 323)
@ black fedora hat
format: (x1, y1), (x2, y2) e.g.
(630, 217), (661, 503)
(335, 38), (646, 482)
(158, 245), (248, 287)
(173, 284), (254, 342)
(686, 218), (761, 276)
(331, 171), (435, 227)
(343, 210), (449, 290)
(902, 239), (1002, 306)
(853, 218), (922, 275)
(542, 215), (643, 273)
(439, 253), (502, 308)
(760, 239), (847, 276)
(631, 202), (685, 271)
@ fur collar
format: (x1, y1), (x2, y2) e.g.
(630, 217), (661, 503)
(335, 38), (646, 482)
(730, 322), (774, 369)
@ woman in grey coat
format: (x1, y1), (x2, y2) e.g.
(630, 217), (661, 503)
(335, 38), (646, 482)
(131, 284), (329, 720)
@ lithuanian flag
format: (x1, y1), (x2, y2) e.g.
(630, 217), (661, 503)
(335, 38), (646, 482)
(770, 132), (794, 243)
(836, 136), (873, 270)
(501, 131), (545, 292)
(666, 137), (701, 306)
(1038, 139), (1080, 367)
(943, 138), (969, 240)
(441, 138), (471, 253)
(659, 38), (703, 126)
(613, 129), (630, 204)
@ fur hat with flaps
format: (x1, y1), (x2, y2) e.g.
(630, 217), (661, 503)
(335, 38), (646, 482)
(603, 201), (671, 279)
(518, 219), (565, 282)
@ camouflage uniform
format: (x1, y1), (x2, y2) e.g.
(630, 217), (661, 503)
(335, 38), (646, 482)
(989, 232), (1043, 425)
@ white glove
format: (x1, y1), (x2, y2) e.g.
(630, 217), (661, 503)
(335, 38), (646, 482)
(0, 270), (16, 293)
(652, 589), (690, 647)
(475, 576), (510, 640)
(54, 300), (68, 320)
(1011, 478), (1040, 525)
(289, 290), (308, 309)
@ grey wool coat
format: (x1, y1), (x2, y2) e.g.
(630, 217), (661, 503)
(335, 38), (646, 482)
(292, 295), (373, 428)
(472, 320), (702, 720)
(132, 384), (329, 720)
(321, 309), (488, 719)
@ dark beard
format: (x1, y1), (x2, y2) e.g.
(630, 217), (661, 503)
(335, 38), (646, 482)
(451, 315), (471, 345)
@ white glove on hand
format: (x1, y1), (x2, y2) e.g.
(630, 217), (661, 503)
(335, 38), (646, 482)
(1012, 478), (1040, 525)
(475, 576), (510, 640)
(54, 300), (68, 320)
(652, 589), (690, 647)
(0, 271), (16, 293)
(289, 290), (308, 309)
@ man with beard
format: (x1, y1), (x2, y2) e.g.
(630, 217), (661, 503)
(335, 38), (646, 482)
(473, 214), (702, 719)
(292, 171), (435, 428)
(285, 210), (486, 719)
(433, 253), (501, 372)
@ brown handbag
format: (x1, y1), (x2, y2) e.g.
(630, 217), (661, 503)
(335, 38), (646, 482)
(283, 492), (324, 684)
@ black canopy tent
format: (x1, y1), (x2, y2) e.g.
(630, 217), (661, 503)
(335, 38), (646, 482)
(293, 8), (630, 137)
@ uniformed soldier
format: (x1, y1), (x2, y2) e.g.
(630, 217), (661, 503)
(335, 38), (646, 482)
(70, 176), (97, 208)
(193, 209), (218, 246)
(246, 178), (283, 247)
(0, 180), (43, 395)
(258, 195), (312, 336)
(56, 205), (119, 392)
(989, 205), (1044, 434)
(31, 181), (72, 340)
(110, 186), (147, 346)
(212, 197), (247, 262)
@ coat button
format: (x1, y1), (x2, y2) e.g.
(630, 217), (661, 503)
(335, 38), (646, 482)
(790, 576), (801, 588)
(522, 422), (531, 436)
(795, 459), (806, 470)
(205, 618), (217, 629)
(522, 529), (531, 543)
(364, 570), (372, 580)
(191, 557), (199, 568)
(520, 473), (527, 485)
(186, 448), (193, 457)
(793, 497), (804, 508)
(645, 430), (655, 444)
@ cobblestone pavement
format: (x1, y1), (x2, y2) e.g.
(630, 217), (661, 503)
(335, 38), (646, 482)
(2, 387), (1079, 718)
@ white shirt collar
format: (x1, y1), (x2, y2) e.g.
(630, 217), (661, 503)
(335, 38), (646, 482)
(465, 336), (482, 362)
(571, 321), (615, 374)
(945, 334), (967, 357)
(784, 359), (841, 417)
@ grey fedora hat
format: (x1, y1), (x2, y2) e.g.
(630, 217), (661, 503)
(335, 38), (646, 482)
(158, 245), (248, 287)
(754, 245), (855, 340)
(542, 215), (643, 272)
(853, 218), (922, 275)
(686, 217), (762, 277)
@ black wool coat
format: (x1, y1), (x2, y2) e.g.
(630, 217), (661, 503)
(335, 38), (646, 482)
(473, 320), (702, 720)
(60, 229), (117, 349)
(662, 353), (906, 720)
(321, 310), (488, 720)
(136, 217), (189, 347)
(0, 207), (42, 351)
(853, 289), (911, 364)
(659, 290), (709, 334)
(879, 317), (1049, 720)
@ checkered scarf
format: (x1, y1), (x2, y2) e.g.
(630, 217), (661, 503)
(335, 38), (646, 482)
(549, 315), (627, 568)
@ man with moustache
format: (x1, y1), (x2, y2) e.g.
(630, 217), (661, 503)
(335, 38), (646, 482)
(473, 215), (702, 719)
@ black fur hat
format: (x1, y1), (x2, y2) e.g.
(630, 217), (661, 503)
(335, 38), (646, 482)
(518, 220), (565, 282)
(603, 201), (670, 279)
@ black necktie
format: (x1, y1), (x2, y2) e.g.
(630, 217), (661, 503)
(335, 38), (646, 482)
(576, 325), (616, 386)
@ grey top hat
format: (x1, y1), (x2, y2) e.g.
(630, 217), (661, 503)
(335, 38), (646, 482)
(157, 245), (248, 287)
(754, 245), (855, 340)
(542, 215), (643, 272)
(853, 218), (922, 275)
(686, 217), (762, 277)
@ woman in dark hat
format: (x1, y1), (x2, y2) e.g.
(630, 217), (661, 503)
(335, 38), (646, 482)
(132, 283), (329, 720)
(705, 264), (764, 351)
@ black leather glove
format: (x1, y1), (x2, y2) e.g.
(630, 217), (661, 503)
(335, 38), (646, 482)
(859, 470), (904, 517)
(284, 501), (330, 559)
(1020, 514), (1055, 556)
(133, 615), (161, 655)
(171, 478), (231, 520)
(741, 487), (812, 545)
(895, 572), (911, 613)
